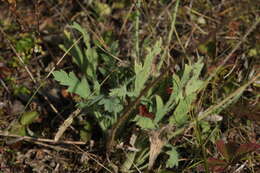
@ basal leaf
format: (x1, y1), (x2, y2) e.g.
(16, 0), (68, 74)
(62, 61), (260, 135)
(191, 58), (204, 79)
(167, 59), (204, 126)
(120, 152), (137, 172)
(62, 23), (99, 79)
(171, 74), (182, 100)
(70, 77), (91, 99)
(185, 59), (204, 95)
(52, 70), (77, 85)
(180, 64), (192, 86)
(93, 80), (100, 94)
(60, 31), (84, 71)
(94, 112), (113, 131)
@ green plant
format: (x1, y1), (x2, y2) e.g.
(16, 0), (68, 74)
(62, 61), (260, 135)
(53, 20), (207, 169)
(52, 16), (260, 171)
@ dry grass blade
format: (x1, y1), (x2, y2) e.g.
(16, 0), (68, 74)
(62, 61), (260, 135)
(54, 108), (81, 142)
(0, 130), (85, 145)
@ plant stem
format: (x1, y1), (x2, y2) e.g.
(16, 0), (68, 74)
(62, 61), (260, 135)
(135, 0), (141, 63)
(158, 0), (180, 69)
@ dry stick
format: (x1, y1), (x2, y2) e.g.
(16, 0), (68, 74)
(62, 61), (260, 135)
(54, 108), (81, 142)
(28, 140), (82, 154)
(0, 77), (10, 94)
(119, 4), (135, 35)
(1, 130), (112, 172)
(0, 131), (85, 145)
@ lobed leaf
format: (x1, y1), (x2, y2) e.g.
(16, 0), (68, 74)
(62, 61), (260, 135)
(98, 97), (123, 114)
(52, 70), (91, 99)
(165, 147), (179, 168)
(134, 39), (162, 96)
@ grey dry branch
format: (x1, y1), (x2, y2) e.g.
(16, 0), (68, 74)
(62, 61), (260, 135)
(0, 130), (85, 145)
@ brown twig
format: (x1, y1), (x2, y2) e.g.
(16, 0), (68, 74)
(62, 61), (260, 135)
(0, 131), (85, 145)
